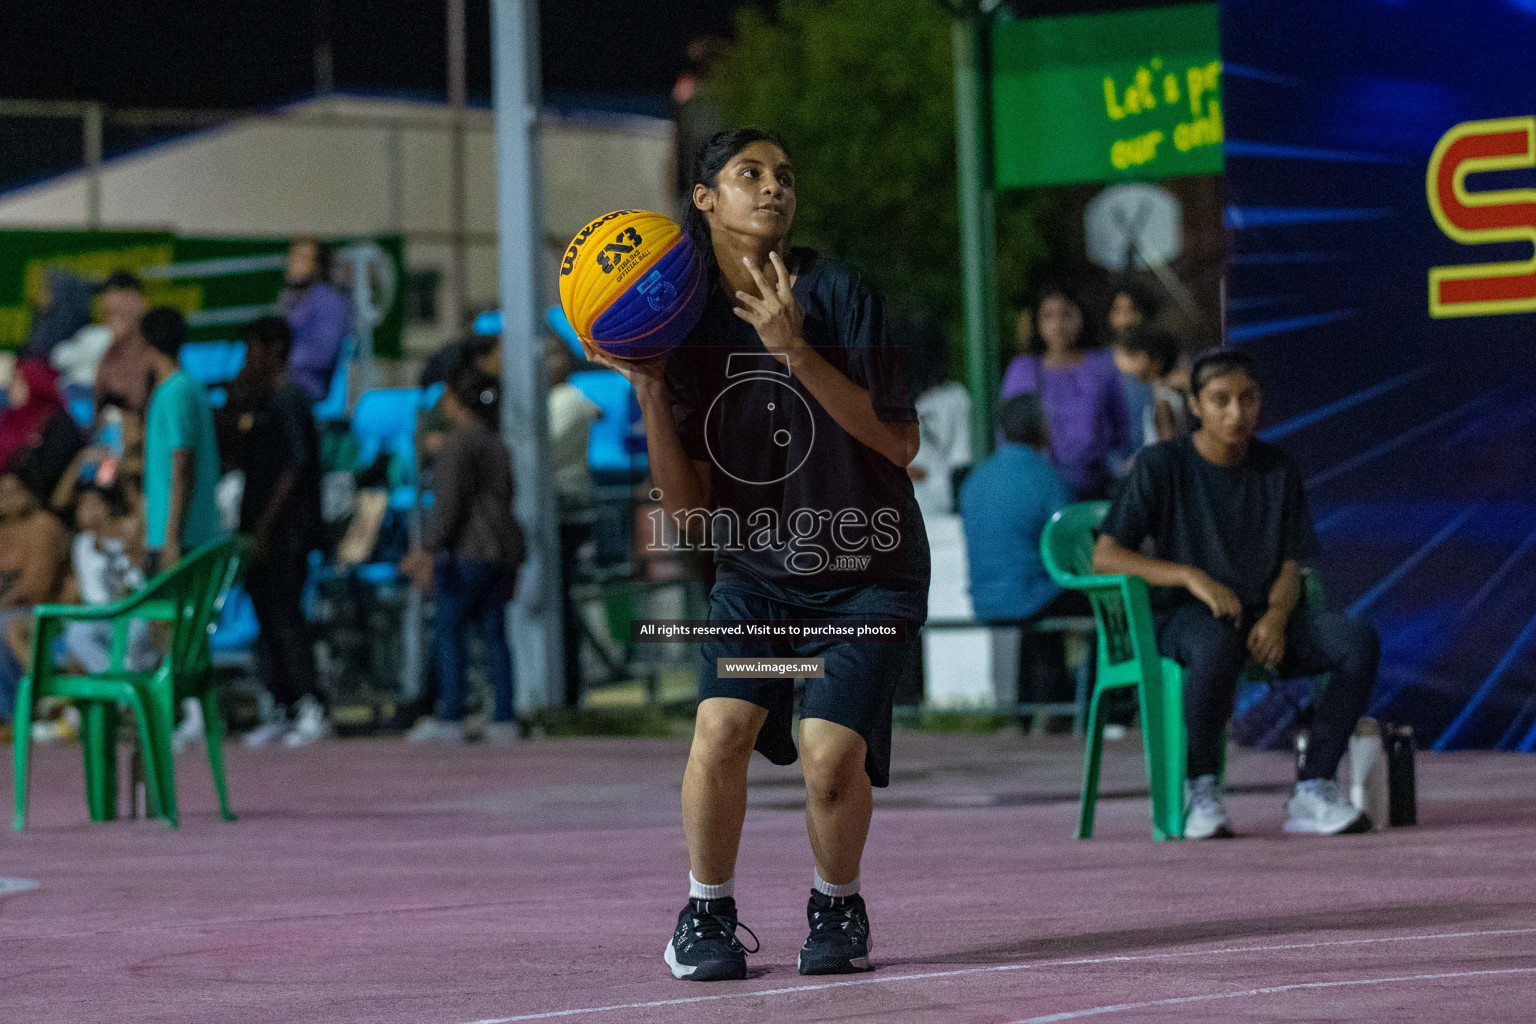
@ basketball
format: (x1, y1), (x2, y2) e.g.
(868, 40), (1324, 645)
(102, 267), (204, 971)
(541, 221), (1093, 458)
(558, 209), (707, 361)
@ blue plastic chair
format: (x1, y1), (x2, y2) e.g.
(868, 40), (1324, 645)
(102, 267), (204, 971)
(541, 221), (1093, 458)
(351, 387), (426, 512)
(64, 385), (95, 429)
(178, 341), (246, 386)
(312, 333), (355, 423)
(209, 585), (260, 658)
(569, 369), (648, 483)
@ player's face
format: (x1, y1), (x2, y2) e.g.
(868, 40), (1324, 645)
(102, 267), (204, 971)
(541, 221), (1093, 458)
(699, 142), (796, 244)
(1192, 369), (1261, 445)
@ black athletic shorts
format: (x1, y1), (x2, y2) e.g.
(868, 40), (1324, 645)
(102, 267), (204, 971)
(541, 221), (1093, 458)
(697, 580), (925, 788)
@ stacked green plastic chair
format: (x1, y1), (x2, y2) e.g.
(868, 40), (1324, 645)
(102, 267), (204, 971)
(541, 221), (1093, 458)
(1040, 502), (1323, 841)
(12, 536), (251, 830)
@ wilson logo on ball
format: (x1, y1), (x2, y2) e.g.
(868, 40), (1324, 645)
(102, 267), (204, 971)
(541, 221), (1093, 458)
(560, 209), (634, 277)
(558, 210), (706, 361)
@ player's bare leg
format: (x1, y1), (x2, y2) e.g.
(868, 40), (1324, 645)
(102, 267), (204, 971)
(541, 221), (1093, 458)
(797, 718), (873, 974)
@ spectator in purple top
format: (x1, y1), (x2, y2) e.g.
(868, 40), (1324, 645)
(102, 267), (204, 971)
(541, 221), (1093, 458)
(280, 236), (352, 403)
(1000, 284), (1130, 499)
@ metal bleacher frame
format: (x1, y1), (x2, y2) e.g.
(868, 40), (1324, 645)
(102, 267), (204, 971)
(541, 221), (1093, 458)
(914, 615), (1098, 733)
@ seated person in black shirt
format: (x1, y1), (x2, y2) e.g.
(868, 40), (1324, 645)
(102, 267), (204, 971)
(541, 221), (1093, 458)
(1094, 349), (1375, 838)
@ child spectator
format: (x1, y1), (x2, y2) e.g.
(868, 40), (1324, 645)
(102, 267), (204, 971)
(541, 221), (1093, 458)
(1106, 280), (1158, 475)
(0, 473), (70, 723)
(62, 482), (155, 675)
(1001, 284), (1130, 499)
(1094, 349), (1377, 838)
(1107, 279), (1158, 336)
(59, 481), (206, 749)
(1113, 326), (1190, 447)
(404, 367), (524, 744)
(226, 318), (330, 748)
(50, 396), (142, 518)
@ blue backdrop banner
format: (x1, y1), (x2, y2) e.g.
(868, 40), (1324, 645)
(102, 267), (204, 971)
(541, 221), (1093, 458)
(1221, 0), (1536, 750)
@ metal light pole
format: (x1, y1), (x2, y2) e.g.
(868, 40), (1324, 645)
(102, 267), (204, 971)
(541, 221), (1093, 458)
(939, 0), (1004, 461)
(447, 0), (469, 332)
(492, 0), (563, 711)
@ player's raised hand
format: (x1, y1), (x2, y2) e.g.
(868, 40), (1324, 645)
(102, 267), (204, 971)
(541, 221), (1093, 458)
(732, 250), (803, 363)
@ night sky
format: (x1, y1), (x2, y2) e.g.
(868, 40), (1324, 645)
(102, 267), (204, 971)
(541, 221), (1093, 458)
(0, 0), (762, 108)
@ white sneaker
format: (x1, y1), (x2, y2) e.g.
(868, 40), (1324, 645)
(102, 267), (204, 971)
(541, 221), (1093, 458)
(173, 698), (205, 752)
(283, 697), (333, 747)
(243, 718), (290, 747)
(481, 721), (520, 746)
(405, 717), (466, 744)
(1285, 778), (1370, 835)
(1184, 774), (1234, 839)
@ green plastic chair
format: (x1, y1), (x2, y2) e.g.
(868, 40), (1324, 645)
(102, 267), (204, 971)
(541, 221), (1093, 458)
(1041, 502), (1323, 841)
(12, 535), (251, 831)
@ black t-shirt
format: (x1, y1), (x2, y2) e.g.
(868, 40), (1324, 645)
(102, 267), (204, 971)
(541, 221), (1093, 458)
(1101, 435), (1318, 614)
(664, 251), (929, 597)
(239, 379), (324, 553)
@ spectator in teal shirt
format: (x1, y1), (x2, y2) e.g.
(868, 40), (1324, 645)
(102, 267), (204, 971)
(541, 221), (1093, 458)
(141, 308), (225, 572)
(960, 394), (1082, 728)
(961, 394), (1072, 622)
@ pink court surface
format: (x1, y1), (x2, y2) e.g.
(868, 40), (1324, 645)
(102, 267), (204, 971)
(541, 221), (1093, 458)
(2, 731), (1532, 1023)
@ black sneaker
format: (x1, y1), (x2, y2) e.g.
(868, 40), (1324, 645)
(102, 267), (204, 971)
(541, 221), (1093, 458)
(664, 897), (759, 981)
(798, 890), (872, 975)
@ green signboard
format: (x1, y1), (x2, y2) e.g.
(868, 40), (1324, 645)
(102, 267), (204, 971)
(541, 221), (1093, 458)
(991, 3), (1224, 190)
(0, 230), (404, 357)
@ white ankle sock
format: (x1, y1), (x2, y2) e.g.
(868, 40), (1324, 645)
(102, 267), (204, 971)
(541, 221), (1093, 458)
(689, 873), (733, 901)
(813, 870), (859, 898)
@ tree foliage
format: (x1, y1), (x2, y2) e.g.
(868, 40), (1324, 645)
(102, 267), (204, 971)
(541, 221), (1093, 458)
(711, 0), (1066, 351)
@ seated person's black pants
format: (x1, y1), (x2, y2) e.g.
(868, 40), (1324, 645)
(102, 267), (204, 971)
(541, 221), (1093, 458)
(1156, 602), (1378, 781)
(984, 590), (1091, 721)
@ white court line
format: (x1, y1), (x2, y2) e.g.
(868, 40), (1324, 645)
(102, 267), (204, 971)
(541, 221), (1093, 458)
(453, 926), (1536, 1024)
(1009, 966), (1536, 1023)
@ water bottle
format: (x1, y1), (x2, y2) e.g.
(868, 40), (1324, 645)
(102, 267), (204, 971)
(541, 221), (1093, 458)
(1347, 718), (1390, 832)
(1384, 724), (1418, 826)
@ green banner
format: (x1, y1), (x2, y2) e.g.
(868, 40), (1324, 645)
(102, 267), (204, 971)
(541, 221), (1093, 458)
(991, 3), (1224, 189)
(0, 230), (404, 357)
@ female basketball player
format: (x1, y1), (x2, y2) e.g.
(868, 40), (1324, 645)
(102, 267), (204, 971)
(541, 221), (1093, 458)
(578, 128), (928, 981)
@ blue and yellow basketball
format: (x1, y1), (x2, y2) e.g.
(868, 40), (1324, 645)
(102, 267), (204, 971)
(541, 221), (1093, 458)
(558, 210), (707, 361)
